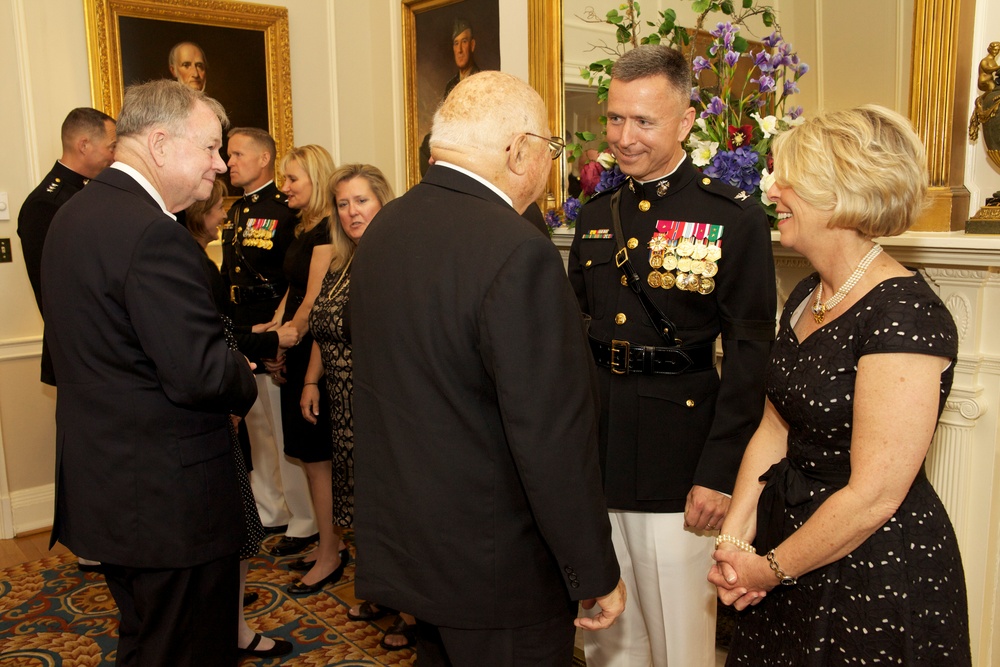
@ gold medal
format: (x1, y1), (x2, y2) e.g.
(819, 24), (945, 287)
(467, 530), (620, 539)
(677, 256), (692, 273)
(688, 274), (702, 292)
(662, 253), (678, 271)
(699, 277), (716, 294)
(676, 239), (695, 257)
(706, 245), (722, 262)
(692, 241), (708, 260)
(691, 259), (705, 275)
(661, 272), (676, 289)
(649, 254), (663, 269)
(639, 200), (651, 212)
(674, 272), (689, 290)
(648, 271), (663, 288)
(702, 261), (718, 278)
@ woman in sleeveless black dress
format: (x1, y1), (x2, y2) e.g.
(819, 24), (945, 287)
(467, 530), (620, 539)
(709, 106), (971, 665)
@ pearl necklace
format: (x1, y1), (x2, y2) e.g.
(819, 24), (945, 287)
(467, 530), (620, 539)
(812, 243), (883, 324)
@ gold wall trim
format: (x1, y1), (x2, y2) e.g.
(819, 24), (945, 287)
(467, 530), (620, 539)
(908, 0), (972, 230)
(529, 0), (564, 212)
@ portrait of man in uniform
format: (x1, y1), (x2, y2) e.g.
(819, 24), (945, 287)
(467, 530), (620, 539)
(404, 0), (501, 184)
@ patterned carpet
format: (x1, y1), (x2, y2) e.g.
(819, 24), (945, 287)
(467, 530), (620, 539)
(0, 533), (414, 666)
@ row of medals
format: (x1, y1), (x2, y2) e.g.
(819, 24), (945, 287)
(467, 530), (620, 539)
(647, 235), (722, 295)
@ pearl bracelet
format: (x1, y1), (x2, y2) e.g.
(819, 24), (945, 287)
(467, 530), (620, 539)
(715, 534), (756, 554)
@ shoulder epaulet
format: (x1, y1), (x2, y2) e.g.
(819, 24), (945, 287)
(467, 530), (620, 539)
(696, 174), (760, 210)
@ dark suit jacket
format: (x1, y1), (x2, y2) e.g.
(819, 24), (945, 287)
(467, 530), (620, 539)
(350, 165), (619, 629)
(41, 167), (258, 568)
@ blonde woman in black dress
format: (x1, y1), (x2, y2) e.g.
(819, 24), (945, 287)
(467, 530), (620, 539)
(708, 106), (970, 665)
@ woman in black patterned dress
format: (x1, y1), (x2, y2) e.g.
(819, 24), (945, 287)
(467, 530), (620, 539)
(298, 164), (418, 650)
(709, 106), (971, 665)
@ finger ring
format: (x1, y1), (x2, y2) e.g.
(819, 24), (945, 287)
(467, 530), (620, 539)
(706, 524), (714, 530)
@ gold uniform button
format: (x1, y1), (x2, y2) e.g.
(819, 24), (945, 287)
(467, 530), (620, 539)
(620, 275), (628, 286)
(702, 177), (711, 185)
(638, 200), (651, 212)
(585, 259), (593, 267)
(615, 313), (627, 325)
(243, 207), (250, 213)
(236, 227), (242, 234)
(627, 238), (638, 249)
(235, 266), (241, 273)
(686, 399), (695, 407)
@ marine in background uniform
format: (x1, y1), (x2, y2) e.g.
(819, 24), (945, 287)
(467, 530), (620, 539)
(222, 182), (297, 328)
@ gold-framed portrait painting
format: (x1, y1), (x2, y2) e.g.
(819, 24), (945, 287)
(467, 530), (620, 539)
(83, 0), (293, 178)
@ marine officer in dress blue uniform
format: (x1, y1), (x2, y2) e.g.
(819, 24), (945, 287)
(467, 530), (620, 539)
(569, 45), (777, 667)
(223, 127), (319, 555)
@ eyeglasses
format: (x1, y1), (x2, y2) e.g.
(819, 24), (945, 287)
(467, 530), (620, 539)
(507, 133), (565, 160)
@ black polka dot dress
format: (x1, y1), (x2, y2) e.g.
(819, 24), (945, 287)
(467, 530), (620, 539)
(727, 273), (971, 666)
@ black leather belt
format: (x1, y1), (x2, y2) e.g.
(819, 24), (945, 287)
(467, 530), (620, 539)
(589, 336), (716, 375)
(229, 282), (284, 305)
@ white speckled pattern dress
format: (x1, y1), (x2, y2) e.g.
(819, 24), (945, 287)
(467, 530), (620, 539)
(727, 272), (971, 666)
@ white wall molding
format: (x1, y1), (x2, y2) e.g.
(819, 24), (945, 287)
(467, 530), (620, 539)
(9, 483), (54, 536)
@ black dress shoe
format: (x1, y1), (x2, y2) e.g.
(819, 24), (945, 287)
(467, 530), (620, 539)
(76, 560), (103, 573)
(268, 533), (319, 557)
(242, 591), (259, 606)
(288, 548), (350, 572)
(239, 633), (293, 657)
(285, 553), (348, 596)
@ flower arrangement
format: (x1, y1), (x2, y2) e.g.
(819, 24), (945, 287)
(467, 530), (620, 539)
(561, 0), (808, 223)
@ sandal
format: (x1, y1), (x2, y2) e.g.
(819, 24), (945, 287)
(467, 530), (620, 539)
(347, 599), (392, 622)
(380, 614), (417, 651)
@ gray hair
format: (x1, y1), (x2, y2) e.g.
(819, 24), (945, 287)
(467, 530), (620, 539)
(116, 80), (227, 138)
(612, 45), (691, 99)
(429, 71), (545, 155)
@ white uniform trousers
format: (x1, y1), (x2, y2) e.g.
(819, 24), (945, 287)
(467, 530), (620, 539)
(584, 510), (716, 667)
(246, 374), (317, 537)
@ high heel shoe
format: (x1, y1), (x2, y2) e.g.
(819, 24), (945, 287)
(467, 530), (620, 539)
(288, 548), (350, 572)
(285, 551), (350, 596)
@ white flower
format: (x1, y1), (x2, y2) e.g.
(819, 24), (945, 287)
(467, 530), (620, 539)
(751, 112), (779, 139)
(782, 114), (806, 127)
(689, 139), (719, 167)
(759, 167), (776, 205)
(694, 118), (708, 133)
(596, 151), (616, 169)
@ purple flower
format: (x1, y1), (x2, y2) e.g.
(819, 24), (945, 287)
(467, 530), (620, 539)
(753, 50), (773, 73)
(724, 50), (740, 68)
(796, 62), (810, 76)
(753, 75), (776, 94)
(544, 209), (562, 229)
(563, 197), (582, 222)
(700, 96), (726, 118)
(762, 31), (782, 48)
(693, 56), (712, 73)
(783, 80), (799, 96)
(691, 86), (701, 102)
(703, 147), (762, 193)
(595, 165), (628, 194)
(789, 106), (804, 119)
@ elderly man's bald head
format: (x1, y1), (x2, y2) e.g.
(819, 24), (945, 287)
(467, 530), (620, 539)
(429, 70), (547, 158)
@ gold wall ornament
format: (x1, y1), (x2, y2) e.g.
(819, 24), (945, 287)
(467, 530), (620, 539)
(966, 41), (1000, 234)
(83, 0), (293, 179)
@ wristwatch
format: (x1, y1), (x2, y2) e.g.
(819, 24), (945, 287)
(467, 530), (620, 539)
(766, 549), (798, 586)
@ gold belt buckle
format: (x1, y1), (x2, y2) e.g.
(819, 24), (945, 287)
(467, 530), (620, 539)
(610, 339), (630, 375)
(229, 285), (240, 304)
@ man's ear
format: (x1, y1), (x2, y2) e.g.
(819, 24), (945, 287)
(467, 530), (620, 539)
(75, 135), (91, 157)
(470, 38), (476, 55)
(506, 134), (530, 176)
(148, 129), (169, 167)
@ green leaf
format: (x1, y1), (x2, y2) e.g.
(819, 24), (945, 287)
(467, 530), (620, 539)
(616, 25), (631, 43)
(606, 9), (619, 20)
(664, 8), (676, 20)
(763, 10), (774, 26)
(743, 0), (753, 7)
(645, 32), (661, 45)
(609, 14), (623, 25)
(598, 141), (609, 152)
(578, 131), (598, 141)
(692, 0), (711, 11)
(721, 0), (734, 14)
(733, 35), (749, 53)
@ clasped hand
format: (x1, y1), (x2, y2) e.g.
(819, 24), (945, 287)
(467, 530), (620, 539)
(708, 548), (774, 611)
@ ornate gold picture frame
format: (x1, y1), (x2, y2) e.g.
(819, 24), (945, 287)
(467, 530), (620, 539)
(83, 0), (293, 169)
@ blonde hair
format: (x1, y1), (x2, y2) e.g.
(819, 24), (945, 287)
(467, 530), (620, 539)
(185, 178), (228, 247)
(771, 105), (927, 238)
(327, 163), (395, 273)
(280, 144), (335, 234)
